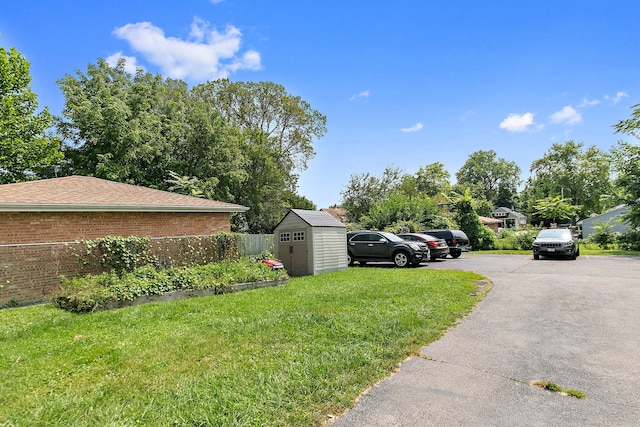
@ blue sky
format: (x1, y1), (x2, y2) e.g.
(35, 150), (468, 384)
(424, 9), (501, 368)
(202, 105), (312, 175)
(2, 1), (639, 209)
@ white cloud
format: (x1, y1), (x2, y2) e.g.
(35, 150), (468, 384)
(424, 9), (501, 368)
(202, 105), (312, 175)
(112, 18), (261, 81)
(105, 52), (142, 74)
(577, 97), (600, 108)
(605, 91), (629, 104)
(550, 106), (582, 125)
(499, 113), (535, 132)
(349, 90), (370, 101)
(401, 122), (424, 133)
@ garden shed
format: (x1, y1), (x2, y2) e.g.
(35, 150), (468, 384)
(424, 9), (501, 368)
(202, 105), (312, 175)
(273, 209), (347, 276)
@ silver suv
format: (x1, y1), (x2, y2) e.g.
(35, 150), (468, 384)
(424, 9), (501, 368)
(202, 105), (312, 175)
(532, 228), (580, 260)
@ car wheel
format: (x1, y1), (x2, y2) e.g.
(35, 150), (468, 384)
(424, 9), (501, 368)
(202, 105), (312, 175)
(347, 252), (354, 266)
(533, 253), (540, 260)
(451, 249), (461, 258)
(393, 251), (410, 268)
(571, 252), (577, 260)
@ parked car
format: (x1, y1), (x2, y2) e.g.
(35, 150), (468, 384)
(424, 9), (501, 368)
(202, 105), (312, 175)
(532, 228), (580, 260)
(397, 233), (450, 261)
(420, 229), (471, 258)
(346, 230), (429, 267)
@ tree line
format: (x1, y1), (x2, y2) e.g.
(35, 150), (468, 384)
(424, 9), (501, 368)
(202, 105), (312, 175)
(1, 46), (639, 239)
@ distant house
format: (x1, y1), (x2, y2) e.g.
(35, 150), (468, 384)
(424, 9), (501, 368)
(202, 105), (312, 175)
(320, 206), (349, 224)
(0, 176), (248, 305)
(479, 216), (503, 232)
(274, 209), (347, 276)
(578, 205), (631, 239)
(491, 207), (526, 229)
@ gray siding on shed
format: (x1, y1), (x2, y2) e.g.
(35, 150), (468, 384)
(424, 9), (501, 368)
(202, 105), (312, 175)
(310, 227), (348, 275)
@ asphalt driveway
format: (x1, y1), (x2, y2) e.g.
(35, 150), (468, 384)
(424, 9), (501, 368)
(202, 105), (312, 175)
(332, 254), (640, 426)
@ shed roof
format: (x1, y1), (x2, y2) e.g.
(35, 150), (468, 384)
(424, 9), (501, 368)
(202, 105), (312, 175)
(0, 176), (248, 213)
(278, 209), (346, 229)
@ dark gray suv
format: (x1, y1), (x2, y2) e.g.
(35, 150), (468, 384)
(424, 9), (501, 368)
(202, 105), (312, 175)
(532, 228), (580, 260)
(346, 230), (429, 267)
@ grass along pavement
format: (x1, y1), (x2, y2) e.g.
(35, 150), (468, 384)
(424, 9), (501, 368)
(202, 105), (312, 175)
(1, 267), (486, 426)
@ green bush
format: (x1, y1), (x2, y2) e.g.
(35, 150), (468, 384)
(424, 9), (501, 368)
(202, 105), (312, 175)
(616, 228), (640, 251)
(587, 220), (617, 249)
(54, 258), (288, 313)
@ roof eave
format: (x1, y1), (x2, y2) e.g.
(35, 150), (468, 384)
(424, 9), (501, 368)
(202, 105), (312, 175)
(0, 204), (249, 213)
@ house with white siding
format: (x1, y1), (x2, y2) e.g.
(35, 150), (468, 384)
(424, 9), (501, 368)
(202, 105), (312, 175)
(578, 205), (631, 239)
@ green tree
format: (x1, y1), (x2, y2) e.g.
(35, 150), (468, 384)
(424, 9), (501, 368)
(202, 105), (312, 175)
(522, 141), (612, 220)
(414, 162), (451, 197)
(192, 79), (327, 184)
(340, 165), (404, 223)
(453, 189), (495, 250)
(612, 104), (640, 228)
(56, 59), (187, 187)
(610, 141), (640, 228)
(532, 196), (579, 226)
(455, 150), (521, 208)
(0, 47), (62, 183)
(359, 191), (439, 231)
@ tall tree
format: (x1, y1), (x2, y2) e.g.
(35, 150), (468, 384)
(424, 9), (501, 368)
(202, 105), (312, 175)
(57, 60), (323, 233)
(191, 79), (327, 187)
(414, 162), (451, 197)
(612, 105), (640, 227)
(340, 165), (404, 223)
(522, 141), (612, 220)
(0, 47), (62, 183)
(455, 150), (521, 208)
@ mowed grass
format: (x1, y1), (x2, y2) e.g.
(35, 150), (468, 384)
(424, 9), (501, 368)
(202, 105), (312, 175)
(1, 267), (485, 426)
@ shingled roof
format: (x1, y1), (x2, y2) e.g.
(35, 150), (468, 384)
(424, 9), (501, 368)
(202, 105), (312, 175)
(0, 176), (248, 213)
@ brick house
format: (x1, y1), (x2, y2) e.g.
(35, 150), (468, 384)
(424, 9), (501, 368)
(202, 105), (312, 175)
(0, 176), (248, 305)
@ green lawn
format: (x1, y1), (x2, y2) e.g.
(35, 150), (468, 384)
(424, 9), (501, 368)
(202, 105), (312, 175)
(0, 267), (486, 426)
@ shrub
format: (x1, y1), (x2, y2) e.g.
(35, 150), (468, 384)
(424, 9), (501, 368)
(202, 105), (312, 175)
(588, 220), (617, 249)
(616, 228), (640, 251)
(54, 258), (288, 313)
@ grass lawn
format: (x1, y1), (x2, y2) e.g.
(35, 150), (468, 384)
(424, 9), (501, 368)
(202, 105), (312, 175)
(0, 267), (486, 426)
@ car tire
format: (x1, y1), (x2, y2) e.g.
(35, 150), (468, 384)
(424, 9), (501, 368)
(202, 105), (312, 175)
(430, 255), (437, 261)
(533, 253), (540, 260)
(347, 252), (354, 266)
(450, 249), (461, 258)
(393, 251), (410, 268)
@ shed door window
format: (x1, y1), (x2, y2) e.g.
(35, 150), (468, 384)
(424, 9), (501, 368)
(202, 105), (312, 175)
(280, 232), (291, 242)
(293, 231), (305, 242)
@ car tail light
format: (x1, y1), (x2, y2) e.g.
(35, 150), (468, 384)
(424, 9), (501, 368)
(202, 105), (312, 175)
(427, 241), (437, 247)
(451, 238), (457, 245)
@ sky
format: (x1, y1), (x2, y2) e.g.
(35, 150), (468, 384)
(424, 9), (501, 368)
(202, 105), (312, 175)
(2, 1), (639, 209)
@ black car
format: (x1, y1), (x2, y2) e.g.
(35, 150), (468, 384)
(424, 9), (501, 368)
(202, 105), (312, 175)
(397, 233), (450, 261)
(420, 229), (471, 258)
(346, 230), (429, 267)
(532, 228), (580, 260)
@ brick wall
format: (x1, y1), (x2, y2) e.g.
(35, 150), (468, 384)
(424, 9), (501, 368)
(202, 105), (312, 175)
(0, 211), (231, 245)
(0, 211), (234, 305)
